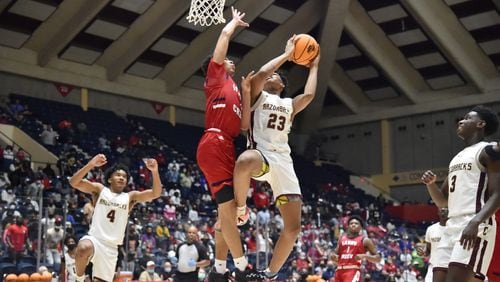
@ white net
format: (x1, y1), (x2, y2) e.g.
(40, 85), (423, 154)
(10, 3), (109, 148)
(186, 0), (226, 26)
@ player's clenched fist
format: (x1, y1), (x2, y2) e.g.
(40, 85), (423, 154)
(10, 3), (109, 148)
(421, 170), (437, 185)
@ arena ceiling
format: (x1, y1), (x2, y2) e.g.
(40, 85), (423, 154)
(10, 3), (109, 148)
(0, 0), (499, 132)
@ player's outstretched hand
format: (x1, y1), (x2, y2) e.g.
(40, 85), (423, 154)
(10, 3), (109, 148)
(241, 70), (255, 92)
(460, 220), (480, 251)
(285, 34), (296, 60)
(307, 52), (321, 68)
(89, 154), (107, 168)
(421, 170), (437, 185)
(143, 158), (158, 172)
(231, 6), (249, 28)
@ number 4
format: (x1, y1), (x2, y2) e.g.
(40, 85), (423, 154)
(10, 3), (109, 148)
(107, 210), (116, 223)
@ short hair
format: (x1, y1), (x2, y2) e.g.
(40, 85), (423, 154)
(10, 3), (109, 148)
(471, 105), (499, 136)
(348, 215), (364, 228)
(64, 235), (77, 246)
(276, 70), (288, 98)
(200, 55), (212, 77)
(104, 163), (129, 183)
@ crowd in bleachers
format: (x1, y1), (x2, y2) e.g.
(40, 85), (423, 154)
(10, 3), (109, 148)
(0, 95), (436, 282)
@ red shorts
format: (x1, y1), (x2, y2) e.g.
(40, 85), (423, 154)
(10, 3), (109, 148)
(196, 131), (236, 200)
(333, 269), (362, 282)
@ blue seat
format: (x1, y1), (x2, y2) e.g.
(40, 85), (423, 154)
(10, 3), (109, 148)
(20, 255), (36, 265)
(17, 262), (36, 274)
(0, 262), (17, 275)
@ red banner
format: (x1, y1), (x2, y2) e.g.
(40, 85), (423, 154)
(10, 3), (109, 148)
(54, 83), (74, 97)
(385, 204), (439, 223)
(152, 102), (167, 114)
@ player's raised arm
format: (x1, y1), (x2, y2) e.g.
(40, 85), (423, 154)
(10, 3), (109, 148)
(421, 170), (448, 208)
(292, 53), (320, 118)
(69, 154), (105, 195)
(129, 158), (162, 203)
(250, 36), (295, 102)
(212, 6), (249, 64)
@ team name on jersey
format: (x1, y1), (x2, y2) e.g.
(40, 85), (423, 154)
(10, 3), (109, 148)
(449, 162), (472, 173)
(430, 237), (441, 243)
(98, 198), (127, 210)
(262, 103), (290, 114)
(341, 240), (358, 246)
(341, 254), (355, 259)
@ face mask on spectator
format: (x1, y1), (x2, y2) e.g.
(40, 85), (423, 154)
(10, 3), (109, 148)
(164, 268), (171, 273)
(67, 243), (77, 250)
(198, 273), (206, 280)
(147, 269), (154, 274)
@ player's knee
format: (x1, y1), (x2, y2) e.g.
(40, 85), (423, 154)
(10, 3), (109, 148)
(235, 151), (260, 170)
(75, 240), (93, 258)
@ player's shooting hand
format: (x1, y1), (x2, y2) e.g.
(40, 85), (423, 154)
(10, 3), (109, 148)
(285, 35), (296, 60)
(307, 51), (321, 68)
(89, 154), (107, 167)
(143, 158), (158, 172)
(241, 70), (255, 91)
(421, 170), (437, 185)
(231, 6), (249, 27)
(460, 220), (480, 251)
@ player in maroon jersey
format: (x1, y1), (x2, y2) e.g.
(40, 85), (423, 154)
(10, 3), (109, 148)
(197, 6), (265, 282)
(331, 215), (381, 282)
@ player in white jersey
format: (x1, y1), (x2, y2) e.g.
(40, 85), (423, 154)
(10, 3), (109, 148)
(421, 106), (500, 282)
(69, 154), (162, 282)
(233, 35), (320, 279)
(62, 235), (78, 282)
(417, 208), (448, 282)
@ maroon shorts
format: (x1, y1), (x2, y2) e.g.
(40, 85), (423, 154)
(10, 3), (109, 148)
(333, 269), (362, 282)
(196, 132), (236, 203)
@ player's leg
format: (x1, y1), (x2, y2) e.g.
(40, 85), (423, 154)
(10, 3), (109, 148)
(208, 218), (231, 282)
(266, 196), (302, 277)
(433, 266), (448, 282)
(233, 149), (267, 224)
(74, 239), (93, 282)
(445, 266), (475, 282)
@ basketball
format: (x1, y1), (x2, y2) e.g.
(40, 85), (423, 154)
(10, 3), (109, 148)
(41, 272), (52, 282)
(29, 273), (42, 282)
(5, 274), (18, 282)
(292, 34), (319, 65)
(18, 274), (29, 282)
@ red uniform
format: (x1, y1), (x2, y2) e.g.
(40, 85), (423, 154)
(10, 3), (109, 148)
(334, 234), (366, 282)
(196, 59), (242, 201)
(487, 210), (500, 280)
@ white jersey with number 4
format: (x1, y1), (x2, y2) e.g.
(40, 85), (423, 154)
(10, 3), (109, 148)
(447, 141), (491, 218)
(248, 91), (293, 154)
(88, 187), (130, 245)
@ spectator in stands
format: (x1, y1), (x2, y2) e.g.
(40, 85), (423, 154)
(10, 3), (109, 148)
(9, 99), (24, 117)
(139, 260), (162, 281)
(3, 145), (14, 171)
(46, 217), (64, 271)
(62, 235), (78, 282)
(42, 163), (56, 179)
(141, 224), (157, 253)
(5, 215), (29, 264)
(40, 124), (59, 146)
(160, 261), (175, 281)
(156, 218), (170, 251)
(174, 225), (210, 282)
(1, 187), (15, 206)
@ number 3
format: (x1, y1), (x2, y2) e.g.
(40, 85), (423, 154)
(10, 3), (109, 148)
(450, 175), (457, 193)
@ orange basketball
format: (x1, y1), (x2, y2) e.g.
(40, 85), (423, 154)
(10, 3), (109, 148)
(5, 274), (18, 282)
(41, 272), (52, 282)
(29, 273), (42, 282)
(292, 34), (319, 65)
(18, 274), (29, 282)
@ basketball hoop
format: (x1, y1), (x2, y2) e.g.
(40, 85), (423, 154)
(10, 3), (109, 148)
(186, 0), (226, 26)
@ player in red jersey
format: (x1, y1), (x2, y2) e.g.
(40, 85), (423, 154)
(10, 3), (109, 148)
(197, 6), (265, 282)
(331, 215), (381, 282)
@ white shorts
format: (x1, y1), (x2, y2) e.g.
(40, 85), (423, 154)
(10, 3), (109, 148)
(81, 235), (118, 282)
(425, 264), (433, 282)
(433, 214), (496, 278)
(253, 150), (301, 199)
